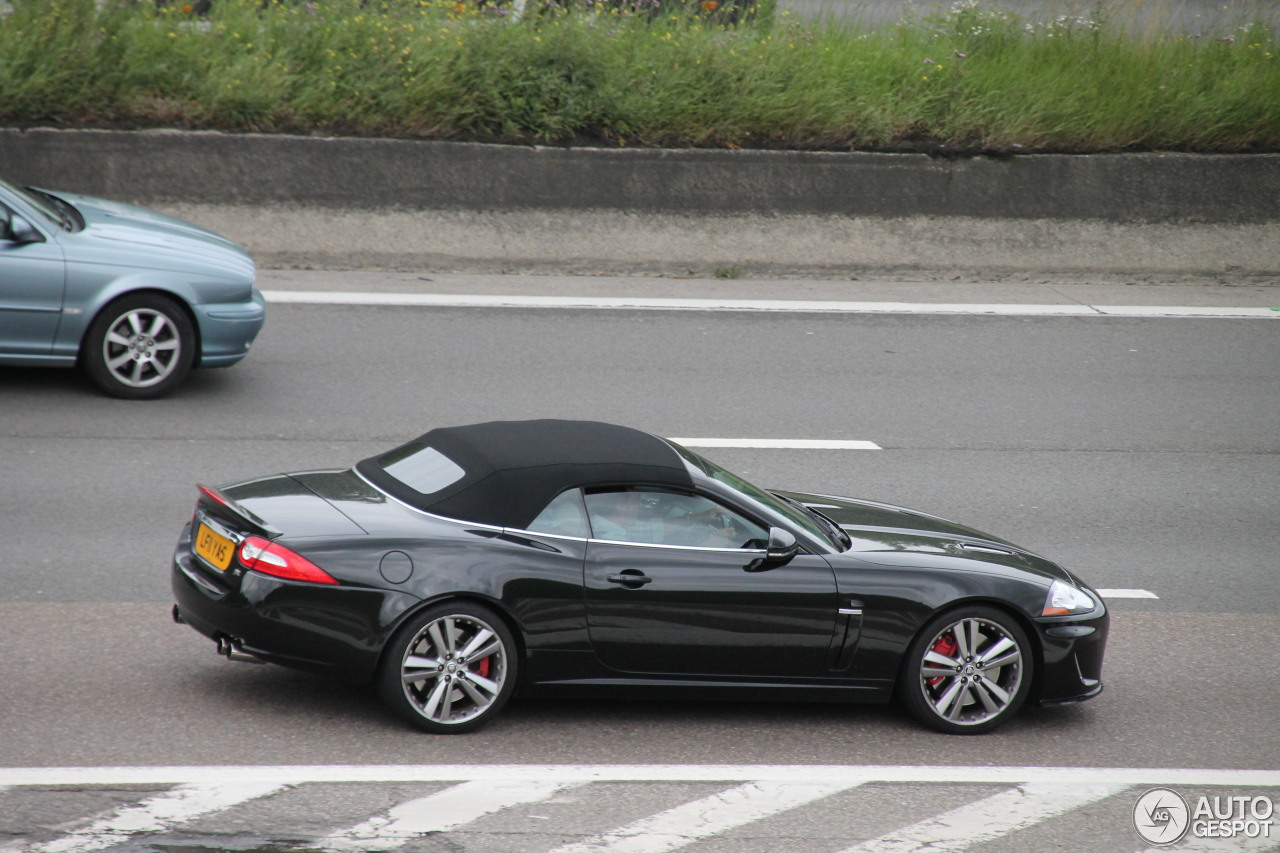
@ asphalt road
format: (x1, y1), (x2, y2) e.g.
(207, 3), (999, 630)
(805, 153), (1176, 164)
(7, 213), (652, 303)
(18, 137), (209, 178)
(2, 290), (1277, 850)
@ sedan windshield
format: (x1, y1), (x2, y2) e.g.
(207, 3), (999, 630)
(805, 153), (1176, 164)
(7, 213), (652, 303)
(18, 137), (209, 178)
(0, 177), (73, 231)
(667, 441), (843, 551)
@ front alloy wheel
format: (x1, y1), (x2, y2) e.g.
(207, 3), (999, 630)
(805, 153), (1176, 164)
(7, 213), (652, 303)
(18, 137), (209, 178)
(378, 603), (516, 734)
(82, 293), (195, 399)
(900, 606), (1033, 735)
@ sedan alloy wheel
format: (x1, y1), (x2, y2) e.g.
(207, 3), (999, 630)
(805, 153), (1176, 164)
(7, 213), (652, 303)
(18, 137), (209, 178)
(82, 293), (194, 399)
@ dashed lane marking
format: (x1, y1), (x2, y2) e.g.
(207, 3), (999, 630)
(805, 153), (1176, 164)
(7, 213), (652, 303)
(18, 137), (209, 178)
(261, 291), (1279, 319)
(5, 769), (1278, 853)
(1096, 588), (1160, 599)
(670, 438), (882, 449)
(318, 779), (584, 852)
(24, 781), (287, 853)
(546, 780), (861, 853)
(836, 780), (1131, 853)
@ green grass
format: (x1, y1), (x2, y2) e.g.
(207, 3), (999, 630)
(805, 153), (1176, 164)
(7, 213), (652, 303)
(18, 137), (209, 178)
(0, 0), (1276, 152)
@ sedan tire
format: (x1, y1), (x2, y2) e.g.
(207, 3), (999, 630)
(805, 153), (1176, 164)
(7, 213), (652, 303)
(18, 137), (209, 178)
(82, 293), (195, 399)
(378, 601), (517, 734)
(899, 605), (1033, 735)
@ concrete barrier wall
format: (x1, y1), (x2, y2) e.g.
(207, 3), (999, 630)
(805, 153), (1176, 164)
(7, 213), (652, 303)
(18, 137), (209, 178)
(2, 127), (1277, 277)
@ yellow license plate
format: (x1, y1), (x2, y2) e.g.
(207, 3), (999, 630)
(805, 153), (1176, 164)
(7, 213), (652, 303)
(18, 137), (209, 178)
(195, 522), (235, 571)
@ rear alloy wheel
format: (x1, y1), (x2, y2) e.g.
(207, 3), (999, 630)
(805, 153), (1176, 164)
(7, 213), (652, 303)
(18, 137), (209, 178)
(378, 602), (517, 734)
(900, 606), (1033, 735)
(82, 293), (195, 399)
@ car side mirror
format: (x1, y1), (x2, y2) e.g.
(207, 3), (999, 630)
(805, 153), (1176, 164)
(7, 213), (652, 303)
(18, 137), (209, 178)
(746, 527), (798, 572)
(2, 213), (42, 245)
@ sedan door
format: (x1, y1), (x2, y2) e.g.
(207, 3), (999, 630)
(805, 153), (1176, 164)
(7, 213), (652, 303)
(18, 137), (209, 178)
(0, 205), (65, 356)
(582, 486), (840, 678)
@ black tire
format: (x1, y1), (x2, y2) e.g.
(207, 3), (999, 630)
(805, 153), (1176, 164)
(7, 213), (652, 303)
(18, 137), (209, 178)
(81, 293), (195, 399)
(377, 601), (517, 734)
(899, 605), (1033, 735)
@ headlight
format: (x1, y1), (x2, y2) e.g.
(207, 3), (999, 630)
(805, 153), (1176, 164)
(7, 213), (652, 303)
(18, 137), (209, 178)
(1042, 579), (1096, 616)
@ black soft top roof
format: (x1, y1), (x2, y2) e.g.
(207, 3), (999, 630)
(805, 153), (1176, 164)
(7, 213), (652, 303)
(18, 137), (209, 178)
(356, 419), (693, 528)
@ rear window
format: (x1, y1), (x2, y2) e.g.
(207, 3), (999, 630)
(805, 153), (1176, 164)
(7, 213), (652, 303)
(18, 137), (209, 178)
(379, 444), (466, 495)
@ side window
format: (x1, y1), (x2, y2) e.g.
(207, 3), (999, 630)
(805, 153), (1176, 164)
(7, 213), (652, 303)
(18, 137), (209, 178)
(526, 489), (591, 538)
(584, 487), (767, 549)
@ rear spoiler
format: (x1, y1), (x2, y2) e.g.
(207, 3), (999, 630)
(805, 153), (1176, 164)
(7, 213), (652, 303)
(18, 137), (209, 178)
(196, 484), (281, 537)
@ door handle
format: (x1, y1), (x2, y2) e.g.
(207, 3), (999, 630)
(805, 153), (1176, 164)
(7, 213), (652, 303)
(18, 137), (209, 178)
(606, 571), (652, 588)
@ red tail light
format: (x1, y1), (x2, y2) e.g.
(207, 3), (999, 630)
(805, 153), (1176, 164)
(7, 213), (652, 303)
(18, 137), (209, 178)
(238, 536), (338, 585)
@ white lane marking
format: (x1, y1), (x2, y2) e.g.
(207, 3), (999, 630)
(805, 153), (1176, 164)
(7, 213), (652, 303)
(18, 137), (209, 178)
(1097, 588), (1160, 599)
(669, 438), (882, 450)
(837, 780), (1131, 853)
(261, 291), (1279, 319)
(28, 781), (286, 853)
(548, 780), (860, 853)
(3, 765), (1277, 787)
(318, 779), (580, 852)
(1101, 305), (1280, 319)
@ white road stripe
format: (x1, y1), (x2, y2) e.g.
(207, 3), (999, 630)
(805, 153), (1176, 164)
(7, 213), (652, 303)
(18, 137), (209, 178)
(261, 290), (1279, 319)
(27, 781), (286, 853)
(1097, 588), (1160, 599)
(3, 766), (1277, 787)
(548, 780), (860, 853)
(837, 780), (1131, 853)
(318, 779), (581, 852)
(669, 438), (882, 450)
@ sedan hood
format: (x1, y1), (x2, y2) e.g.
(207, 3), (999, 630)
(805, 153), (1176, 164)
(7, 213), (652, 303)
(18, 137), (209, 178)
(50, 190), (255, 281)
(776, 490), (1074, 582)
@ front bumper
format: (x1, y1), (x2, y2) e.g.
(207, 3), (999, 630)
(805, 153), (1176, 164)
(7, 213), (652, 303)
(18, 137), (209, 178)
(1032, 605), (1110, 705)
(193, 290), (266, 368)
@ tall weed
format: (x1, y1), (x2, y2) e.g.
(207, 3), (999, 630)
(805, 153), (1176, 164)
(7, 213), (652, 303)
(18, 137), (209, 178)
(0, 0), (1274, 151)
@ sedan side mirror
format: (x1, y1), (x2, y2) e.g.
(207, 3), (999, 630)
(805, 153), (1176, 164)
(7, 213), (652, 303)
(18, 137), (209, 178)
(746, 527), (799, 572)
(2, 213), (42, 245)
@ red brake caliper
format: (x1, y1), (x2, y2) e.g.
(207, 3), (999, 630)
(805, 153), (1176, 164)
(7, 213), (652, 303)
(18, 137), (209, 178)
(477, 657), (490, 678)
(927, 632), (958, 686)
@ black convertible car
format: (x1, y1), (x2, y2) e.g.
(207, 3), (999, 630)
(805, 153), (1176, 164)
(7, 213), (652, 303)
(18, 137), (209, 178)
(172, 419), (1107, 735)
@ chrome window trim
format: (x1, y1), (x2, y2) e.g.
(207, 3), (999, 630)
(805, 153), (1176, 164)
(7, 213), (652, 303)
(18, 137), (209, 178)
(354, 467), (504, 533)
(358, 468), (775, 554)
(499, 526), (766, 555)
(585, 537), (767, 555)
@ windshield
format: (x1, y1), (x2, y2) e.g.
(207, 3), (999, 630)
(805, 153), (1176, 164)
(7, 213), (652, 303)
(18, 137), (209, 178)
(667, 441), (842, 551)
(0, 177), (73, 230)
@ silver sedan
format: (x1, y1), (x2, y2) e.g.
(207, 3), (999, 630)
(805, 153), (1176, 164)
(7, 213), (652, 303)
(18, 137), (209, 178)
(0, 177), (265, 399)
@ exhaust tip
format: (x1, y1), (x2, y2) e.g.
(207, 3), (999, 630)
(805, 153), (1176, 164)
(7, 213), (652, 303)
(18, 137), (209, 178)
(215, 634), (266, 665)
(172, 604), (185, 624)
